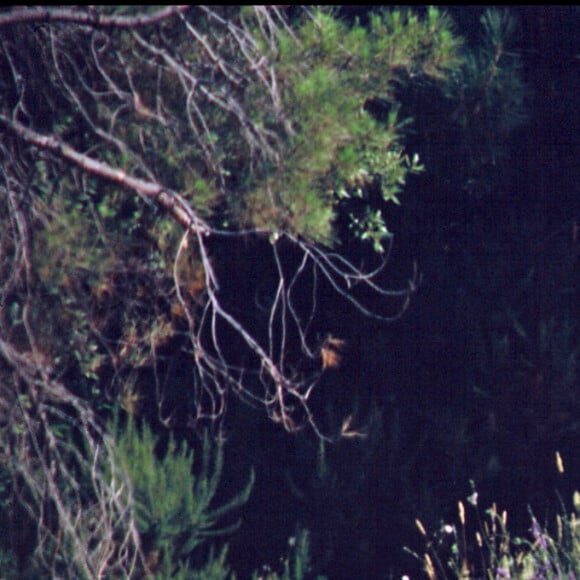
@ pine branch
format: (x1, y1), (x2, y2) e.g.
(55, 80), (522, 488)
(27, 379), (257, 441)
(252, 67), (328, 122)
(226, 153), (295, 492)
(0, 114), (211, 237)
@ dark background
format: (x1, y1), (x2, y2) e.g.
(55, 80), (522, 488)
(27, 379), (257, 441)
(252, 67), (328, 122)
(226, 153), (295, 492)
(221, 6), (579, 578)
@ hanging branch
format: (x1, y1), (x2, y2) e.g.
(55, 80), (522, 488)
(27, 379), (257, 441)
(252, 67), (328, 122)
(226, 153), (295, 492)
(0, 5), (422, 439)
(0, 7), (458, 576)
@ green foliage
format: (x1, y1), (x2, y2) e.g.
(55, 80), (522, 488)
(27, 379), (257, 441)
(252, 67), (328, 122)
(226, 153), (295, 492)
(0, 7), (539, 577)
(242, 7), (461, 249)
(110, 418), (254, 576)
(460, 9), (527, 132)
(405, 8), (527, 197)
(15, 6), (465, 252)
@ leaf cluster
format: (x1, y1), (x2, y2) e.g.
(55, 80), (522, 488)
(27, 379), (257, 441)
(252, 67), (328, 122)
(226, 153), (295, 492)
(0, 6), (464, 252)
(110, 418), (254, 576)
(242, 7), (462, 248)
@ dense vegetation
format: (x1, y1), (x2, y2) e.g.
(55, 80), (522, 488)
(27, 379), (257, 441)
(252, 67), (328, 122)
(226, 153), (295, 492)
(0, 6), (577, 578)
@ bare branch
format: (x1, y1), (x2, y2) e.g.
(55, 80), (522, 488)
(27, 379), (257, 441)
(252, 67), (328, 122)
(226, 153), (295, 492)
(0, 6), (190, 30)
(0, 3), (419, 441)
(0, 115), (211, 237)
(0, 6), (434, 576)
(0, 335), (145, 577)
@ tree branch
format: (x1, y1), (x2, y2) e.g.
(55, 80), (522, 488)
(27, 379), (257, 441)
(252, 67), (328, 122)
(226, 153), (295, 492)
(0, 114), (211, 237)
(0, 6), (190, 29)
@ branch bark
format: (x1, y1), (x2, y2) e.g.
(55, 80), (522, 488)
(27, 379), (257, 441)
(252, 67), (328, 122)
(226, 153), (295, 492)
(0, 114), (211, 236)
(0, 6), (190, 29)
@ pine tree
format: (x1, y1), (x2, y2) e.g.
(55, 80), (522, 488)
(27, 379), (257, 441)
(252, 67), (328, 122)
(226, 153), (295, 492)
(0, 7), (529, 577)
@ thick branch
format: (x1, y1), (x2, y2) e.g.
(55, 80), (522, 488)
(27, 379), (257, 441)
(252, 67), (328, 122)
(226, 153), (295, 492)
(0, 6), (190, 29)
(0, 114), (210, 236)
